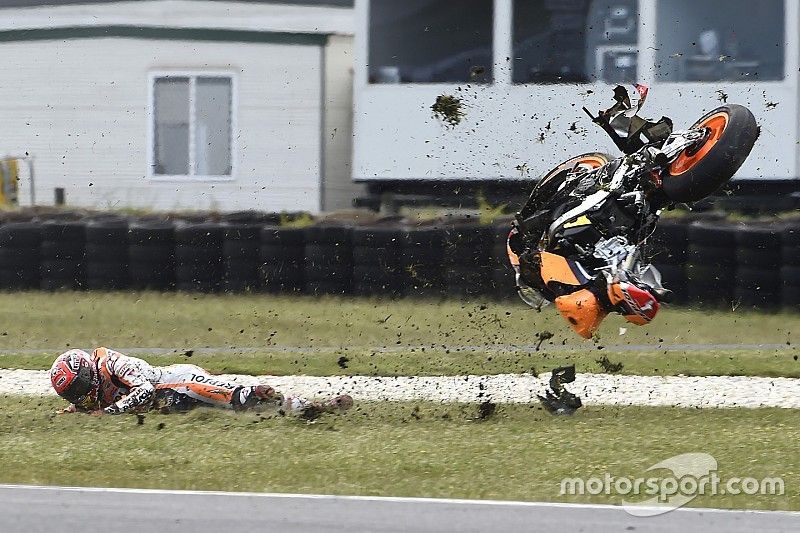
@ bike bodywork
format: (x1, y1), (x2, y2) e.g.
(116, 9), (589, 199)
(509, 85), (758, 339)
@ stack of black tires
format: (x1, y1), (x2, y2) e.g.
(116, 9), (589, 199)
(735, 224), (783, 309)
(0, 222), (41, 289)
(490, 223), (516, 299)
(444, 223), (494, 299)
(85, 217), (129, 290)
(352, 226), (405, 297)
(128, 221), (175, 290)
(304, 225), (353, 295)
(782, 225), (800, 307)
(649, 221), (689, 304)
(174, 223), (225, 292)
(40, 220), (86, 291)
(403, 226), (445, 298)
(223, 223), (263, 293)
(260, 226), (305, 293)
(685, 222), (737, 306)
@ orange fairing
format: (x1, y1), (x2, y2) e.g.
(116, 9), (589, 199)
(540, 252), (582, 286)
(555, 289), (608, 339)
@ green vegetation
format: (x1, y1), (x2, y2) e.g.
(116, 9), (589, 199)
(1, 397), (796, 510)
(0, 292), (797, 377)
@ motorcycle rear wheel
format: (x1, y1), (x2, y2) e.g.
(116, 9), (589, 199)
(663, 104), (758, 203)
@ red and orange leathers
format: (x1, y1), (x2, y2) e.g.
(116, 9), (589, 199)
(90, 348), (256, 413)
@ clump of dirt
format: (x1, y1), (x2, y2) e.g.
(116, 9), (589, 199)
(337, 356), (349, 369)
(535, 330), (554, 351)
(596, 355), (624, 373)
(431, 94), (465, 128)
(476, 401), (496, 420)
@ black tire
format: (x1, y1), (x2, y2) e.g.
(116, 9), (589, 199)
(129, 244), (175, 263)
(223, 260), (260, 279)
(783, 286), (800, 307)
(781, 266), (800, 286)
(41, 221), (86, 242)
(736, 225), (783, 249)
(175, 223), (225, 246)
(782, 246), (800, 266)
(688, 222), (738, 247)
(783, 225), (800, 246)
(260, 244), (305, 263)
(305, 225), (352, 245)
(175, 245), (223, 263)
(663, 104), (758, 202)
(85, 243), (129, 259)
(260, 226), (305, 245)
(686, 245), (736, 267)
(736, 267), (781, 291)
(648, 221), (689, 264)
(352, 227), (405, 247)
(0, 223), (42, 246)
(305, 244), (353, 267)
(176, 280), (218, 293)
(86, 221), (129, 244)
(222, 240), (260, 260)
(305, 280), (350, 295)
(737, 247), (782, 269)
(85, 262), (128, 279)
(0, 248), (40, 268)
(41, 259), (83, 279)
(41, 241), (84, 260)
(128, 222), (175, 245)
(352, 246), (404, 268)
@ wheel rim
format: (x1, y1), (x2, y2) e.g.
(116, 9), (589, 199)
(669, 112), (729, 175)
(538, 154), (608, 188)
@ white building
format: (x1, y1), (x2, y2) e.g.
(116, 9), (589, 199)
(354, 0), (796, 191)
(0, 0), (361, 212)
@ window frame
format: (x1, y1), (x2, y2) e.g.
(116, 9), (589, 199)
(146, 71), (238, 182)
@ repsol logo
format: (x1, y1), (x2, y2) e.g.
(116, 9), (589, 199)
(190, 374), (232, 388)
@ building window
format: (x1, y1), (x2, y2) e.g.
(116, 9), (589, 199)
(655, 0), (784, 82)
(368, 0), (493, 84)
(513, 0), (639, 84)
(150, 74), (234, 178)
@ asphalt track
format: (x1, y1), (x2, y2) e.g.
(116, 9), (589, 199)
(0, 485), (798, 533)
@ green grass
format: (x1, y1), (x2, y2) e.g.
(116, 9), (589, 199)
(2, 397), (797, 511)
(0, 292), (798, 377)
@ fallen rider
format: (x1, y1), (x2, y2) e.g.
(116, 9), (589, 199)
(50, 347), (353, 418)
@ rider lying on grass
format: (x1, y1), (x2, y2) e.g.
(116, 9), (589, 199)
(50, 347), (353, 419)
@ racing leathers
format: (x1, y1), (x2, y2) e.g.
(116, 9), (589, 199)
(57, 347), (346, 416)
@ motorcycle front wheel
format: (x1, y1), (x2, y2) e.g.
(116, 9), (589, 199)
(663, 104), (758, 203)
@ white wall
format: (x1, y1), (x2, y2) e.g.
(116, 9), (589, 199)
(0, 37), (325, 211)
(323, 34), (362, 210)
(353, 0), (798, 182)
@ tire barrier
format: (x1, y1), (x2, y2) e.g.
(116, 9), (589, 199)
(649, 221), (689, 304)
(260, 226), (305, 293)
(222, 223), (262, 293)
(685, 222), (737, 307)
(0, 222), (41, 289)
(351, 226), (405, 297)
(40, 220), (86, 291)
(490, 224), (516, 300)
(304, 225), (353, 295)
(734, 224), (783, 309)
(0, 213), (790, 312)
(128, 221), (176, 291)
(174, 222), (225, 292)
(85, 218), (129, 290)
(783, 225), (800, 308)
(403, 227), (445, 298)
(444, 223), (494, 299)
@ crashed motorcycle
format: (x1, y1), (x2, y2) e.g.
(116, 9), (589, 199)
(507, 85), (759, 340)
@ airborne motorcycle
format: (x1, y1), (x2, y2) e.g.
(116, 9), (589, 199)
(508, 85), (758, 339)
